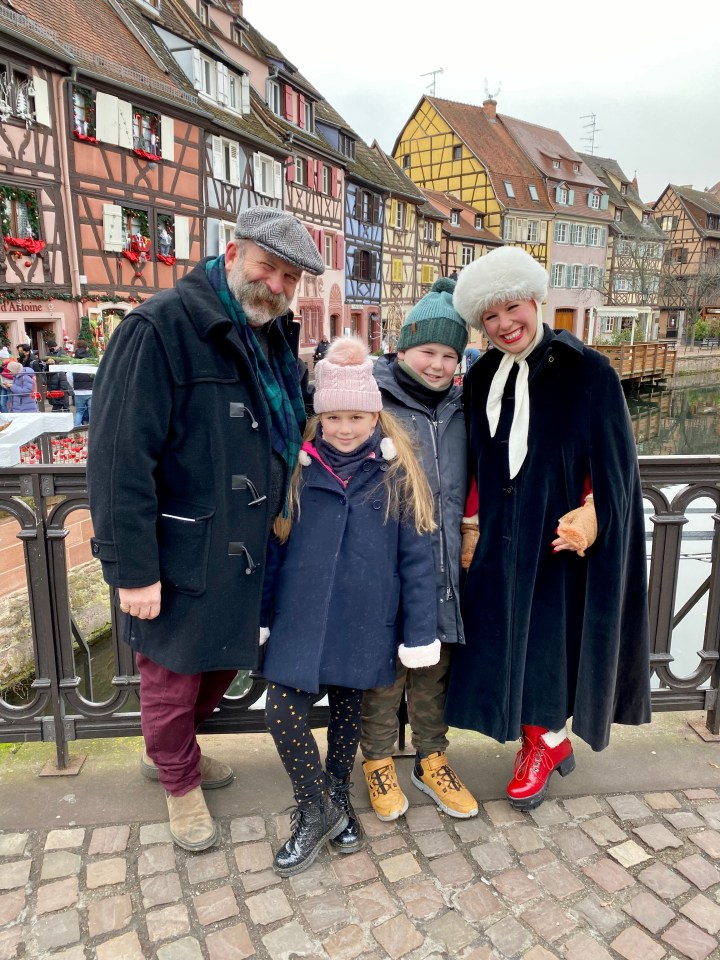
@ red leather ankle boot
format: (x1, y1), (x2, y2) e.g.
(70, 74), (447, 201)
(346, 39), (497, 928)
(506, 725), (575, 811)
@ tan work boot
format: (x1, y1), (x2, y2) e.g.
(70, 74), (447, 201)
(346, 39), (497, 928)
(363, 757), (409, 821)
(411, 751), (478, 818)
(141, 753), (234, 789)
(166, 786), (217, 851)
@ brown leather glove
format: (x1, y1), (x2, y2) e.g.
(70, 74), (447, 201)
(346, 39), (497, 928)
(557, 496), (597, 558)
(461, 516), (480, 570)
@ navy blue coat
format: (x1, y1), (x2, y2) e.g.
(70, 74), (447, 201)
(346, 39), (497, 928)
(261, 448), (438, 693)
(87, 259), (301, 674)
(446, 328), (651, 751)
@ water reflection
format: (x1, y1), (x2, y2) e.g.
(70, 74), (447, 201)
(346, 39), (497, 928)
(629, 374), (720, 455)
(629, 373), (720, 682)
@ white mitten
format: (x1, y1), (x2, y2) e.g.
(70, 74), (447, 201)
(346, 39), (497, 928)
(259, 627), (270, 646)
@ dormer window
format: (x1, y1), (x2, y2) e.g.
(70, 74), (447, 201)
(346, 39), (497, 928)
(197, 2), (208, 25)
(303, 98), (314, 132)
(589, 191), (600, 210)
(450, 209), (460, 226)
(620, 183), (628, 195)
(615, 209), (623, 222)
(475, 214), (484, 229)
(552, 160), (560, 170)
(504, 181), (515, 199)
(573, 162), (580, 173)
(266, 79), (281, 116)
(528, 184), (539, 202)
(338, 133), (355, 160)
(642, 212), (650, 224)
(556, 186), (567, 205)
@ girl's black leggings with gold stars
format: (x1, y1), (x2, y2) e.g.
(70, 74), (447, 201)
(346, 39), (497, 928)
(265, 682), (363, 805)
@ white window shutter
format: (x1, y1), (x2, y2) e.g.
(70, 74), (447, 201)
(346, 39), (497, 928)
(217, 63), (229, 105)
(103, 203), (123, 251)
(240, 75), (250, 115)
(212, 136), (222, 178)
(160, 115), (174, 163)
(540, 220), (547, 243)
(174, 215), (190, 260)
(117, 99), (133, 149)
(96, 92), (119, 145)
(229, 142), (240, 186)
(192, 50), (202, 90)
(32, 75), (50, 126)
(273, 159), (282, 200)
(253, 154), (263, 194)
(206, 217), (220, 257)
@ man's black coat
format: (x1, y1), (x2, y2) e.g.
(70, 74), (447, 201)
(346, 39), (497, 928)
(87, 259), (300, 674)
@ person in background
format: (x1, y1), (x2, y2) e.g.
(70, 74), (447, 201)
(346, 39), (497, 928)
(69, 338), (95, 426)
(261, 336), (439, 876)
(360, 278), (478, 823)
(448, 246), (650, 810)
(6, 361), (38, 412)
(0, 348), (12, 413)
(46, 337), (67, 358)
(88, 207), (324, 851)
(45, 357), (73, 413)
(312, 336), (330, 365)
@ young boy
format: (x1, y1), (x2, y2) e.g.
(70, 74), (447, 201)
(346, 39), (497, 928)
(360, 277), (478, 820)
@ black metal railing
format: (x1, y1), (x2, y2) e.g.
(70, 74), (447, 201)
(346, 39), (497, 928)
(0, 448), (718, 769)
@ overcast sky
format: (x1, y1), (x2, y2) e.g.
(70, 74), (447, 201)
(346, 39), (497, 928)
(248, 0), (720, 205)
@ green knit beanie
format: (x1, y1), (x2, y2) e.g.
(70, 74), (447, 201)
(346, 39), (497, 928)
(398, 277), (468, 357)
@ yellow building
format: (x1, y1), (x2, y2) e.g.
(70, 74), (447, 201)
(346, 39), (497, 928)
(394, 96), (554, 266)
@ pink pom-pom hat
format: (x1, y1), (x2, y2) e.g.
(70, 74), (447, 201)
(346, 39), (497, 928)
(313, 336), (383, 413)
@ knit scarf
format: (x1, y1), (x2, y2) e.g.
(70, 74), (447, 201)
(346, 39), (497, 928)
(394, 359), (453, 409)
(484, 304), (545, 479)
(315, 423), (383, 482)
(205, 255), (306, 507)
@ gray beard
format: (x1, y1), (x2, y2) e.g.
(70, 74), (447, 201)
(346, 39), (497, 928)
(228, 273), (290, 327)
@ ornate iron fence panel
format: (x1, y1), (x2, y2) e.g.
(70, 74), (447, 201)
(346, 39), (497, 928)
(0, 451), (718, 769)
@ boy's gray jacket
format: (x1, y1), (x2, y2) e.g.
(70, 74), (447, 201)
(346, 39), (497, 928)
(373, 355), (466, 644)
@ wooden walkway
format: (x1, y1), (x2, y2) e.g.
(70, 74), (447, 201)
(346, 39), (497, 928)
(593, 341), (677, 384)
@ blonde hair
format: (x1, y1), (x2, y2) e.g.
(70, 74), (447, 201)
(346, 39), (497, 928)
(273, 410), (436, 542)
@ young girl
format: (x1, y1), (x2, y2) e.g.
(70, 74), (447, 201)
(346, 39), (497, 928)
(449, 245), (651, 810)
(261, 336), (440, 877)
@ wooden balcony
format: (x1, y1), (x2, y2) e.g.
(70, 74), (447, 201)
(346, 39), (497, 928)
(593, 341), (677, 384)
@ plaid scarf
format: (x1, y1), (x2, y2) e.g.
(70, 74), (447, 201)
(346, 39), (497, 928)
(205, 256), (306, 510)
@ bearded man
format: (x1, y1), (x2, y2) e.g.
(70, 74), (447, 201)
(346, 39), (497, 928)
(88, 207), (324, 850)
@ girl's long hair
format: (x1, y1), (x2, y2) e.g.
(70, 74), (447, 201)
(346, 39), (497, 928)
(273, 410), (436, 542)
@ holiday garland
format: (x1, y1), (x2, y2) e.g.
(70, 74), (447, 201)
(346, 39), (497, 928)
(0, 186), (40, 239)
(0, 322), (9, 347)
(0, 290), (144, 305)
(123, 207), (150, 240)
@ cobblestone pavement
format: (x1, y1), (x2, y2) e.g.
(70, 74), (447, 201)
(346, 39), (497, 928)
(2, 783), (720, 960)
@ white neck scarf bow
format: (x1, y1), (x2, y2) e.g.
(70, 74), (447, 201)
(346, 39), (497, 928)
(484, 303), (544, 479)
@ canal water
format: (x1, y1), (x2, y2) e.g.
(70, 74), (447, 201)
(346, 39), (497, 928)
(629, 371), (720, 680)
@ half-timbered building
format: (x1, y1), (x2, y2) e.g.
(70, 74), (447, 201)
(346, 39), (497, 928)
(419, 190), (503, 278)
(653, 185), (720, 339)
(501, 117), (611, 338)
(581, 154), (667, 342)
(393, 96), (554, 271)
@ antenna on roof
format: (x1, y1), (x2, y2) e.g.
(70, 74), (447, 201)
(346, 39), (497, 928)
(580, 113), (602, 155)
(421, 68), (443, 96)
(484, 78), (502, 101)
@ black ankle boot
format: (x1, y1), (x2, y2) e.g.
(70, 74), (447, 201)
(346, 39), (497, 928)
(273, 791), (348, 877)
(326, 771), (365, 854)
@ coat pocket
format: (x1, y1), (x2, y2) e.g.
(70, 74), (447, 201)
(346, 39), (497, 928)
(157, 500), (216, 596)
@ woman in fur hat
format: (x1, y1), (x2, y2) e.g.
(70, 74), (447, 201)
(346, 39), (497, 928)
(448, 246), (651, 810)
(261, 336), (440, 876)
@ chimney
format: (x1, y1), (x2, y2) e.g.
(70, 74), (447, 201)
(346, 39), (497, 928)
(482, 98), (497, 120)
(226, 0), (244, 16)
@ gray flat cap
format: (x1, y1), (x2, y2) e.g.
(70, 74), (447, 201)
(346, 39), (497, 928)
(235, 207), (325, 276)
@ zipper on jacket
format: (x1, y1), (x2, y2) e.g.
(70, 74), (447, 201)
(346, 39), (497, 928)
(427, 410), (447, 584)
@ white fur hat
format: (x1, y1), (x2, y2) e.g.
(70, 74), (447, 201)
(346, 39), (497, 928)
(453, 246), (548, 330)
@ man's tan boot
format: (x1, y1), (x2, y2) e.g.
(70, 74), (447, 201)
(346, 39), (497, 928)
(141, 753), (234, 789)
(166, 786), (217, 851)
(411, 752), (478, 818)
(363, 757), (409, 821)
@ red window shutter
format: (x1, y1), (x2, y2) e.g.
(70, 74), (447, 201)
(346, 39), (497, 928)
(306, 157), (314, 187)
(315, 160), (322, 191)
(298, 93), (305, 129)
(283, 84), (293, 120)
(335, 233), (344, 267)
(312, 228), (322, 252)
(331, 167), (338, 198)
(318, 228), (325, 257)
(286, 156), (295, 183)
